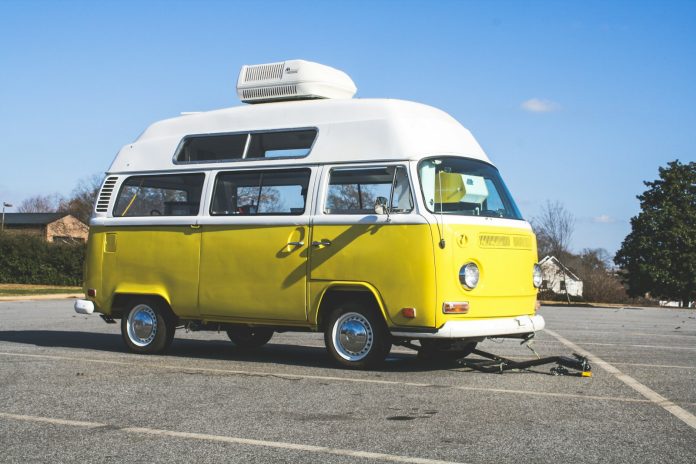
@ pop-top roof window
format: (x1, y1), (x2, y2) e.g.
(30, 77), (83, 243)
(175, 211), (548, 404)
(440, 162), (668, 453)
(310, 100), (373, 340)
(175, 128), (317, 163)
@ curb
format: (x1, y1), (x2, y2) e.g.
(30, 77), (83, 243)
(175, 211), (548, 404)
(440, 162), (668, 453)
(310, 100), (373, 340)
(0, 294), (82, 302)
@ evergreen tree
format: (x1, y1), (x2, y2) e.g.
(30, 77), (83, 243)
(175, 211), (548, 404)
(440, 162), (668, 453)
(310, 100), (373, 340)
(615, 160), (696, 307)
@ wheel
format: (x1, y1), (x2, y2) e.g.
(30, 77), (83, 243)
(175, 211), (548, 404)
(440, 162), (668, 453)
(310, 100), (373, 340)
(418, 339), (477, 361)
(121, 300), (176, 354)
(324, 304), (391, 369)
(226, 326), (274, 349)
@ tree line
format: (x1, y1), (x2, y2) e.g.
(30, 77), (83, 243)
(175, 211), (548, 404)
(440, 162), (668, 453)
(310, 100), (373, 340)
(17, 174), (103, 224)
(534, 160), (694, 307)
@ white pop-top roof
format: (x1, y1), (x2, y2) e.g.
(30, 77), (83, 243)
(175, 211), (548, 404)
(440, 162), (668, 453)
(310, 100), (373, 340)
(108, 98), (490, 173)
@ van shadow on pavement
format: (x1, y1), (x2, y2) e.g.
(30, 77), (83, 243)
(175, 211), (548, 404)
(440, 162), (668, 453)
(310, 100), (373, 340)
(0, 330), (453, 373)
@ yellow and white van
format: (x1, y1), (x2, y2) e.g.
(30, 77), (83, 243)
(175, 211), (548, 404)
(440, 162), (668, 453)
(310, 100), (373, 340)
(75, 60), (544, 368)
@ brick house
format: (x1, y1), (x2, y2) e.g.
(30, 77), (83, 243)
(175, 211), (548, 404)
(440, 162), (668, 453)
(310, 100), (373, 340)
(1, 213), (89, 243)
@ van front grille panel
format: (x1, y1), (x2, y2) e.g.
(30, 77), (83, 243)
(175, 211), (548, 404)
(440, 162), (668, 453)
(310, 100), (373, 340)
(479, 234), (532, 250)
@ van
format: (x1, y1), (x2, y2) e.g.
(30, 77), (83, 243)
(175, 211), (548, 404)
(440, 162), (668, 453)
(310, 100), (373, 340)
(75, 60), (545, 368)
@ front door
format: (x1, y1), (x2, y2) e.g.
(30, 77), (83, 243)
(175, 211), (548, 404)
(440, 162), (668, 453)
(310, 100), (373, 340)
(198, 168), (313, 322)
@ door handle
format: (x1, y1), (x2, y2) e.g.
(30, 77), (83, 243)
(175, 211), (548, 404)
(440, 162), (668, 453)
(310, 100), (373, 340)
(311, 240), (332, 247)
(190, 224), (201, 229)
(287, 241), (305, 247)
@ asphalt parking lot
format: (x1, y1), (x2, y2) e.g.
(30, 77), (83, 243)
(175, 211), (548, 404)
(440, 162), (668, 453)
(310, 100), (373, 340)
(0, 300), (695, 463)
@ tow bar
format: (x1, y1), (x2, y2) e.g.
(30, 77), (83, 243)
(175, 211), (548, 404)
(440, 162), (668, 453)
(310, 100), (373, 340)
(457, 348), (592, 377)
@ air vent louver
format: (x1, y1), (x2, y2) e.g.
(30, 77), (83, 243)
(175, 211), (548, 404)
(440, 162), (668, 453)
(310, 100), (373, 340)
(241, 84), (298, 101)
(244, 63), (285, 82)
(95, 176), (118, 213)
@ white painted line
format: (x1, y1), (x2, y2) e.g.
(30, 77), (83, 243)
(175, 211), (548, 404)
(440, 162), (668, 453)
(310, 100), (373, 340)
(0, 411), (464, 464)
(0, 350), (653, 405)
(545, 329), (696, 431)
(611, 362), (696, 370)
(541, 329), (696, 339)
(0, 412), (104, 428)
(530, 340), (696, 351)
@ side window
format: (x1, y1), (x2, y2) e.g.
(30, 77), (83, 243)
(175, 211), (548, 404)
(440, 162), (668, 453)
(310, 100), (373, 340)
(176, 134), (247, 163)
(211, 169), (311, 216)
(175, 129), (317, 163)
(325, 166), (413, 214)
(113, 174), (205, 217)
(246, 130), (316, 159)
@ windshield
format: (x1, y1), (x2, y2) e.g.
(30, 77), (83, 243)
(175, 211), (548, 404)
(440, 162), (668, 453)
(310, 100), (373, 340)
(418, 157), (523, 220)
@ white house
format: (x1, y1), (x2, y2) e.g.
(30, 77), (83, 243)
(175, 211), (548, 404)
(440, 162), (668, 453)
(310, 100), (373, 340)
(539, 256), (583, 298)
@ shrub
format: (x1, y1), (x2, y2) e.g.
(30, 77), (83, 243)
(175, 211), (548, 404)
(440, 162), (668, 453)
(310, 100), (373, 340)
(0, 233), (84, 286)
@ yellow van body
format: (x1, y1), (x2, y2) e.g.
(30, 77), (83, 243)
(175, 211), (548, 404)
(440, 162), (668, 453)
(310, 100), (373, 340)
(76, 97), (544, 368)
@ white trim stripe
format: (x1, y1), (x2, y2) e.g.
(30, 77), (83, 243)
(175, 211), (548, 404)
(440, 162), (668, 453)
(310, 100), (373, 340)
(544, 329), (696, 431)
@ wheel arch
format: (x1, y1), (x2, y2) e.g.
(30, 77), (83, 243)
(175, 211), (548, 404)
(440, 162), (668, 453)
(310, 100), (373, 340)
(315, 283), (391, 331)
(112, 293), (175, 320)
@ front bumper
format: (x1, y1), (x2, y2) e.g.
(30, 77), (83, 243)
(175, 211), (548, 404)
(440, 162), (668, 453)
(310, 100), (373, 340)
(390, 314), (545, 339)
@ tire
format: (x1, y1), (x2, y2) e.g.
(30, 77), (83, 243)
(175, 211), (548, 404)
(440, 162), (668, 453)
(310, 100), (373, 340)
(418, 339), (477, 361)
(121, 300), (176, 354)
(324, 303), (391, 369)
(226, 326), (274, 349)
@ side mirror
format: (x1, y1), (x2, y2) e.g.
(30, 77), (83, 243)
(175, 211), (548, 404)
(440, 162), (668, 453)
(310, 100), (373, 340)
(374, 196), (388, 215)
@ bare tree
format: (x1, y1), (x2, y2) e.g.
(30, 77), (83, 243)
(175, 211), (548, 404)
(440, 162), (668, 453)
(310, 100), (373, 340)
(59, 174), (104, 224)
(17, 194), (62, 213)
(531, 200), (575, 259)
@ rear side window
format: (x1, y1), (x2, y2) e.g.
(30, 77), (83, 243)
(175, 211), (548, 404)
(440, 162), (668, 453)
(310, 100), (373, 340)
(211, 169), (311, 216)
(176, 134), (247, 162)
(325, 166), (413, 214)
(246, 130), (316, 159)
(113, 174), (205, 217)
(175, 129), (316, 163)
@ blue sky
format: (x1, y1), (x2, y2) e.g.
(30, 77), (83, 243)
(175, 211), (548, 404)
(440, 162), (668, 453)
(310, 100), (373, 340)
(1, 0), (694, 254)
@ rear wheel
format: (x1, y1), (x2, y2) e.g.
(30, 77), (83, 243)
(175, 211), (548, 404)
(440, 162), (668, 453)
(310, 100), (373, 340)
(121, 300), (176, 354)
(226, 326), (274, 349)
(324, 304), (391, 369)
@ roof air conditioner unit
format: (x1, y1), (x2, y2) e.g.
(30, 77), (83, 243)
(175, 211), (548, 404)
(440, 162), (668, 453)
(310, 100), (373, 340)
(237, 59), (357, 104)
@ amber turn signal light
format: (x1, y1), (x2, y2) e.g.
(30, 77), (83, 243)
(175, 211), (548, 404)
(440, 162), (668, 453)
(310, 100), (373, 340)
(442, 302), (469, 314)
(401, 307), (416, 318)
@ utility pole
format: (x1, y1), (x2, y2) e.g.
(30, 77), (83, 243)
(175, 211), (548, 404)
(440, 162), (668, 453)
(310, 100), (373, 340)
(1, 202), (12, 232)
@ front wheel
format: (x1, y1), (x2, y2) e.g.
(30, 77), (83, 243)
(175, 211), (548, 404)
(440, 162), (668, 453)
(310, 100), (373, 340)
(121, 300), (175, 354)
(324, 305), (391, 369)
(226, 326), (274, 349)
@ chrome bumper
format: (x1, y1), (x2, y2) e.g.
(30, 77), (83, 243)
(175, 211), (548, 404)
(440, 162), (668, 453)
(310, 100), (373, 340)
(74, 299), (95, 315)
(390, 314), (545, 339)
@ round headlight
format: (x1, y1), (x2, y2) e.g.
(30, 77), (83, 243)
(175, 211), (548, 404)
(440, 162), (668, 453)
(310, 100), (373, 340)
(533, 263), (543, 288)
(459, 262), (479, 289)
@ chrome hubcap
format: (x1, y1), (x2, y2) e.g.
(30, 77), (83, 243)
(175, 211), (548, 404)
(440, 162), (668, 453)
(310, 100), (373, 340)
(332, 312), (374, 361)
(127, 304), (157, 347)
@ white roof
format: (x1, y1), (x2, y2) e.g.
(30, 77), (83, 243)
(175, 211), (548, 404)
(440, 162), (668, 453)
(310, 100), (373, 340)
(539, 256), (582, 282)
(108, 98), (489, 173)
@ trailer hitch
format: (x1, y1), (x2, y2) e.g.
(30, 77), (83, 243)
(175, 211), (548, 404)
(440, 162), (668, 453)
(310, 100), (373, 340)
(457, 348), (592, 377)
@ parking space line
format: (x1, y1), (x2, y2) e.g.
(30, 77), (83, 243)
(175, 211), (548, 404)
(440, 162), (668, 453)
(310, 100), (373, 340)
(0, 350), (653, 405)
(538, 329), (696, 339)
(545, 329), (696, 431)
(529, 340), (696, 351)
(611, 362), (696, 370)
(0, 411), (464, 464)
